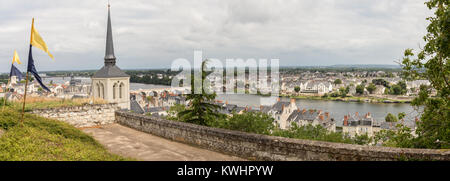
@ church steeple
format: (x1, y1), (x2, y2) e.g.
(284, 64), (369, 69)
(104, 3), (116, 66)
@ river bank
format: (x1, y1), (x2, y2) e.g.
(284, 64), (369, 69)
(280, 94), (412, 104)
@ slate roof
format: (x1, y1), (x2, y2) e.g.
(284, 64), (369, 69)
(271, 101), (290, 113)
(92, 65), (129, 78)
(130, 99), (145, 114)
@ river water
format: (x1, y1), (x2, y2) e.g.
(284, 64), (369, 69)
(216, 94), (419, 125)
(42, 77), (419, 124)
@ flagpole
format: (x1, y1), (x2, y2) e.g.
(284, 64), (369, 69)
(20, 18), (34, 124)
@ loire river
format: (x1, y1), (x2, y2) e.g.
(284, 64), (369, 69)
(42, 77), (419, 124)
(216, 94), (419, 125)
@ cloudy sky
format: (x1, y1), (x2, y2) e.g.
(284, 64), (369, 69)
(0, 0), (432, 73)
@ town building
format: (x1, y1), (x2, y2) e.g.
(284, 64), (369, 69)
(342, 112), (381, 137)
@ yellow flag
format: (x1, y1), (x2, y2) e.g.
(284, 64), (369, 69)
(31, 19), (54, 59)
(12, 50), (21, 64)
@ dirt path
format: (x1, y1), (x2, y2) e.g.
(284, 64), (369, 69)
(82, 124), (244, 161)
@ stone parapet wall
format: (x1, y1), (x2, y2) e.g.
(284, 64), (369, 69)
(115, 111), (450, 161)
(32, 104), (119, 128)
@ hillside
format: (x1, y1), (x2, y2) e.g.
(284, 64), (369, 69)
(0, 107), (129, 161)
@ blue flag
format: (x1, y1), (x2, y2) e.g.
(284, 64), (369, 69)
(27, 45), (50, 92)
(9, 64), (24, 81)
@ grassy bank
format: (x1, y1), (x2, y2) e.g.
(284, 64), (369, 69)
(4, 97), (107, 112)
(0, 107), (129, 161)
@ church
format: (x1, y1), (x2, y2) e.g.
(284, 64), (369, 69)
(91, 4), (130, 110)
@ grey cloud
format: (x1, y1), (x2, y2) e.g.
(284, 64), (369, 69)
(0, 0), (431, 73)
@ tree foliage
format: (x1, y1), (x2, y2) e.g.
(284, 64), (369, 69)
(177, 60), (222, 126)
(356, 84), (365, 95)
(209, 111), (275, 135)
(334, 79), (342, 85)
(366, 83), (377, 94)
(385, 113), (398, 123)
(400, 0), (449, 148)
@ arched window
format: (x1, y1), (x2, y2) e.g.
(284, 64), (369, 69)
(100, 83), (105, 99)
(113, 83), (118, 99)
(119, 82), (124, 99)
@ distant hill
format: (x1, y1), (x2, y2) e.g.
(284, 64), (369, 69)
(329, 64), (401, 69)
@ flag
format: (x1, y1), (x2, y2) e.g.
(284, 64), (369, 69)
(9, 64), (24, 81)
(12, 50), (21, 64)
(30, 20), (53, 59)
(27, 44), (50, 92)
(26, 18), (52, 92)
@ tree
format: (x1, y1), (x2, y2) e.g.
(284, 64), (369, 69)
(294, 86), (300, 93)
(372, 79), (389, 87)
(177, 60), (222, 126)
(385, 113), (398, 123)
(356, 84), (365, 95)
(390, 84), (403, 95)
(366, 83), (377, 94)
(212, 111), (275, 135)
(339, 86), (349, 98)
(334, 79), (342, 85)
(400, 0), (449, 148)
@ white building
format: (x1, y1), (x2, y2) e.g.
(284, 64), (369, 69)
(91, 4), (130, 110)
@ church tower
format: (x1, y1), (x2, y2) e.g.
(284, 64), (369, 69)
(92, 4), (130, 110)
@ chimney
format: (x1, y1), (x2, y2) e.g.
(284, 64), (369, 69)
(282, 104), (285, 111)
(319, 115), (324, 121)
(277, 97), (281, 102)
(297, 108), (300, 112)
(290, 98), (296, 105)
(367, 112), (371, 118)
(309, 109), (314, 114)
(325, 112), (329, 118)
(260, 105), (263, 110)
(343, 115), (349, 126)
(302, 109), (307, 114)
(225, 101), (228, 105)
(355, 112), (359, 117)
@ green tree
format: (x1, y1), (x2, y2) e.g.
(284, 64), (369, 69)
(356, 84), (365, 95)
(390, 84), (403, 95)
(334, 79), (342, 85)
(166, 104), (186, 121)
(385, 113), (398, 123)
(339, 86), (349, 98)
(212, 111), (274, 135)
(400, 0), (449, 149)
(374, 124), (415, 148)
(178, 60), (222, 126)
(294, 86), (300, 93)
(366, 83), (377, 94)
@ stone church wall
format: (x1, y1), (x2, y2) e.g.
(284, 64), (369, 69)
(32, 103), (119, 128)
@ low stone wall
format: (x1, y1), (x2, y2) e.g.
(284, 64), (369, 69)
(116, 111), (450, 161)
(32, 104), (119, 128)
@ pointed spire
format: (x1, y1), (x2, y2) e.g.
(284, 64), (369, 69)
(104, 3), (116, 66)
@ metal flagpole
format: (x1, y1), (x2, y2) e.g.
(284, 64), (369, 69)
(20, 72), (29, 124)
(20, 18), (34, 124)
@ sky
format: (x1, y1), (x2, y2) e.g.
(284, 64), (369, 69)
(0, 0), (432, 73)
